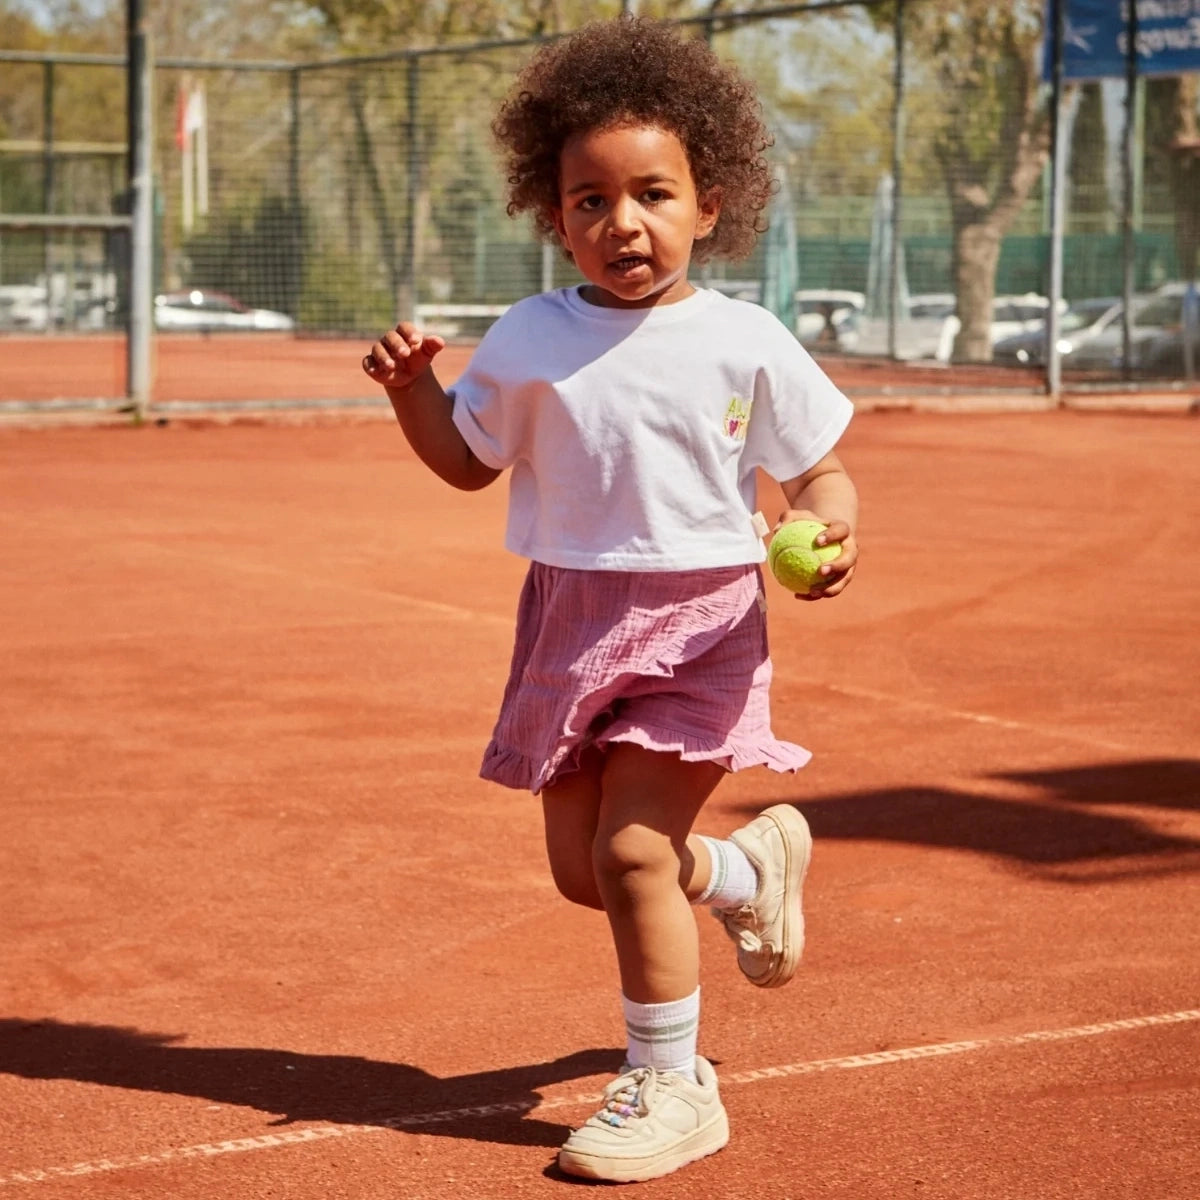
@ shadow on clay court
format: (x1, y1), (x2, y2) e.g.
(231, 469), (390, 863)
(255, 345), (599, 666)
(0, 1020), (626, 1148)
(732, 758), (1200, 882)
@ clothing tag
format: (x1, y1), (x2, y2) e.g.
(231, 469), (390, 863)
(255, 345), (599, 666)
(750, 511), (770, 540)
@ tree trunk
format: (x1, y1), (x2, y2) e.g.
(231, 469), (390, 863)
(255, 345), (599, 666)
(923, 6), (1053, 364)
(950, 219), (1002, 362)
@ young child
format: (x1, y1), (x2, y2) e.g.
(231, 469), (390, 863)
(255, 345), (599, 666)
(362, 16), (859, 1184)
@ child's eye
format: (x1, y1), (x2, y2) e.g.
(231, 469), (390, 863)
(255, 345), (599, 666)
(578, 194), (605, 211)
(643, 189), (669, 205)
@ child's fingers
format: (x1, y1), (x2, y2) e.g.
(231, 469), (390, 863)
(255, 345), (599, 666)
(805, 568), (854, 599)
(362, 345), (393, 376)
(819, 519), (852, 545)
(792, 534), (858, 601)
(363, 330), (415, 376)
(363, 338), (405, 376)
(389, 327), (444, 361)
(823, 533), (858, 573)
(419, 333), (446, 360)
(396, 328), (445, 361)
(362, 326), (442, 379)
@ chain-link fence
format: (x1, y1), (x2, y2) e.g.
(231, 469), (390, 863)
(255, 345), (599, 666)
(0, 56), (127, 339)
(2, 2), (1198, 408)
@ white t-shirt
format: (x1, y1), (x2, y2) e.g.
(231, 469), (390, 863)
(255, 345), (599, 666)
(449, 286), (853, 571)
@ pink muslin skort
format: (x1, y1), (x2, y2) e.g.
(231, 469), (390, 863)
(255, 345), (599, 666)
(480, 562), (812, 794)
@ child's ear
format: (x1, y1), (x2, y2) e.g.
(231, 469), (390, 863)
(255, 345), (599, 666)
(695, 188), (722, 239)
(550, 208), (576, 261)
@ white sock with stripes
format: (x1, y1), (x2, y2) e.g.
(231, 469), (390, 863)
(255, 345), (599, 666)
(694, 835), (759, 910)
(622, 987), (700, 1082)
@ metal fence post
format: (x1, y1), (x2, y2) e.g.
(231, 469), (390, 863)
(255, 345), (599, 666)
(1120, 0), (1140, 381)
(42, 61), (55, 315)
(1045, 0), (1066, 402)
(888, 0), (906, 359)
(288, 67), (303, 321)
(126, 0), (154, 419)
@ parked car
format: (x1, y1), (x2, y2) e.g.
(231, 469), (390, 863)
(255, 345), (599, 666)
(934, 293), (1052, 361)
(0, 280), (116, 331)
(795, 289), (865, 349)
(906, 292), (957, 321)
(704, 281), (866, 349)
(1065, 283), (1197, 376)
(0, 284), (49, 330)
(992, 296), (1122, 366)
(154, 289), (295, 332)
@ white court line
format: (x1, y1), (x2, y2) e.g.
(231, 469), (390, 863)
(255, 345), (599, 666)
(2, 1007), (1197, 1187)
(822, 682), (1137, 754)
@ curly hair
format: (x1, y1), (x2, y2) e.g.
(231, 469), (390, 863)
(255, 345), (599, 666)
(492, 17), (775, 264)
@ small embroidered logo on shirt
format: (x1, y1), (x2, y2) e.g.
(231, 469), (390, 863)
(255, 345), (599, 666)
(724, 395), (751, 440)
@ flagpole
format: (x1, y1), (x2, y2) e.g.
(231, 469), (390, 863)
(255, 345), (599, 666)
(195, 84), (208, 219)
(180, 79), (193, 233)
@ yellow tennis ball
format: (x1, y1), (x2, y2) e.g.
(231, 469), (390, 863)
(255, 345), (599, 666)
(768, 519), (841, 592)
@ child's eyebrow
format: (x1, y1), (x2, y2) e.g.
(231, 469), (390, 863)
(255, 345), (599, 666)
(563, 173), (680, 196)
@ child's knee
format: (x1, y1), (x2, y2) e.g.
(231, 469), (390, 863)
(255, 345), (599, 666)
(592, 826), (678, 896)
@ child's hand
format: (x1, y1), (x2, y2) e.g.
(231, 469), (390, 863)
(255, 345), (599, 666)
(774, 508), (858, 600)
(362, 322), (446, 390)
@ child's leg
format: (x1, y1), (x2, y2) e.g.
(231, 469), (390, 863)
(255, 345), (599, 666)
(707, 805), (813, 989)
(541, 747), (605, 909)
(593, 743), (723, 1003)
(542, 748), (808, 991)
(557, 743), (729, 1183)
(543, 745), (724, 913)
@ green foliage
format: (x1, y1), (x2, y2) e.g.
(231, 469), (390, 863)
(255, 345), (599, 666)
(1070, 82), (1110, 228)
(763, 11), (896, 198)
(865, 1), (1049, 220)
(799, 229), (1180, 300)
(181, 194), (302, 314)
(298, 247), (394, 333)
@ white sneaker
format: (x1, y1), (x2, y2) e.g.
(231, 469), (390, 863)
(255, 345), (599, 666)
(557, 1057), (729, 1182)
(714, 804), (812, 988)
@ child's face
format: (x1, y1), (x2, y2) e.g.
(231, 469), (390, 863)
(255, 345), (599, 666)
(552, 123), (720, 309)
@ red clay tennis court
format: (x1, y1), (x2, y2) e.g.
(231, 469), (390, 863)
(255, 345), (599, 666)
(1, 403), (1198, 1197)
(3, 331), (1171, 411)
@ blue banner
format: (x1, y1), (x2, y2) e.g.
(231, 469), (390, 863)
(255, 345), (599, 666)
(1046, 0), (1200, 80)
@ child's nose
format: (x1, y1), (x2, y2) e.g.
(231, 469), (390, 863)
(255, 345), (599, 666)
(607, 196), (641, 235)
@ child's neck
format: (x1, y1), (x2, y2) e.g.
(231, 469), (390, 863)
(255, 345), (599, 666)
(577, 280), (698, 310)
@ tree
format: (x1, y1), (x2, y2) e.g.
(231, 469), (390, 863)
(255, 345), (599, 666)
(871, 1), (1051, 361)
(299, 0), (791, 320)
(767, 10), (903, 203)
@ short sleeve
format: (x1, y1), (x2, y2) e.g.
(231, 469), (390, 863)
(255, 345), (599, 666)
(741, 310), (854, 483)
(447, 311), (529, 471)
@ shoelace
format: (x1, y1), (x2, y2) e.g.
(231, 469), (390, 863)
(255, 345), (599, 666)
(714, 904), (764, 952)
(595, 1069), (652, 1128)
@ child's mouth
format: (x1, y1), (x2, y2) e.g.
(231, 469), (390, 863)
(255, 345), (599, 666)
(611, 256), (649, 273)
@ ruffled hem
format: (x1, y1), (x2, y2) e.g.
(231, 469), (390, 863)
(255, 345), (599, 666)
(600, 721), (812, 776)
(481, 720), (811, 795)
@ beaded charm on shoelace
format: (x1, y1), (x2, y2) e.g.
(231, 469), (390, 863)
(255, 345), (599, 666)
(596, 1070), (650, 1127)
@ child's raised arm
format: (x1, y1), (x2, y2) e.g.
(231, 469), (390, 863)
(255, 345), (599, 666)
(363, 323), (501, 492)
